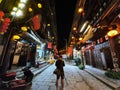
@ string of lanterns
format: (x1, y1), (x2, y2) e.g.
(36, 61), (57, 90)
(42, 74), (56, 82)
(0, 11), (11, 34)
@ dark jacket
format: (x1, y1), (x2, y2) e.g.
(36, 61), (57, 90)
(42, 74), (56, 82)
(55, 59), (65, 72)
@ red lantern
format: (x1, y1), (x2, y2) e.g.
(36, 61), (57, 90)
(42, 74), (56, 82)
(4, 18), (10, 23)
(32, 15), (41, 30)
(0, 11), (4, 20)
(0, 18), (11, 33)
(0, 24), (7, 33)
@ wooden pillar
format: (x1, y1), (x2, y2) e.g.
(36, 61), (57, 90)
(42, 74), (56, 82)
(109, 34), (120, 72)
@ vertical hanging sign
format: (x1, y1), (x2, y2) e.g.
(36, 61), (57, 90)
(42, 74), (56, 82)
(48, 42), (52, 49)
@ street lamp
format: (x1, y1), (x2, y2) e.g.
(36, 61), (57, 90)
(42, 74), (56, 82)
(0, 0), (29, 72)
(1, 5), (24, 62)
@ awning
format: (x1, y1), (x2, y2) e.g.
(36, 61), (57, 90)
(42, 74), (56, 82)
(19, 32), (42, 45)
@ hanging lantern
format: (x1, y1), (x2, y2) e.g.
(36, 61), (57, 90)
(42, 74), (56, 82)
(0, 11), (4, 20)
(4, 18), (10, 23)
(0, 18), (11, 33)
(37, 3), (42, 8)
(107, 30), (119, 37)
(21, 26), (27, 32)
(12, 35), (20, 40)
(32, 14), (41, 30)
(1, 25), (7, 32)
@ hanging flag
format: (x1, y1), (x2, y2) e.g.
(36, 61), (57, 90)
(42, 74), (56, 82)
(67, 46), (73, 55)
(48, 42), (52, 49)
(53, 45), (58, 54)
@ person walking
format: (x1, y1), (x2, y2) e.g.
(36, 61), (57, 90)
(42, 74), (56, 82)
(55, 55), (65, 89)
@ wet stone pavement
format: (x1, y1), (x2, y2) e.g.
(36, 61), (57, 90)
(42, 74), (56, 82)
(25, 63), (112, 90)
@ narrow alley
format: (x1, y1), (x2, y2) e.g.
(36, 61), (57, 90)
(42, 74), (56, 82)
(25, 63), (112, 90)
(0, 1), (120, 90)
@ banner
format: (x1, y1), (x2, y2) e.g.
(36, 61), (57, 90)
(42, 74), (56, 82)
(48, 42), (52, 49)
(67, 46), (73, 55)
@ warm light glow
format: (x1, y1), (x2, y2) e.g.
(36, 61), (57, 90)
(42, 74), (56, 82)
(78, 8), (83, 13)
(79, 21), (89, 32)
(0, 0), (2, 3)
(11, 9), (23, 17)
(51, 13), (53, 15)
(71, 42), (75, 44)
(43, 43), (46, 45)
(37, 45), (41, 49)
(52, 37), (54, 39)
(16, 9), (23, 17)
(72, 36), (74, 39)
(0, 32), (4, 35)
(107, 30), (119, 37)
(47, 24), (50, 26)
(28, 8), (32, 12)
(18, 3), (25, 9)
(70, 45), (73, 47)
(38, 3), (42, 8)
(13, 7), (18, 11)
(21, 26), (27, 32)
(83, 25), (91, 35)
(11, 11), (16, 16)
(73, 27), (76, 30)
(20, 0), (28, 3)
(12, 35), (20, 40)
(79, 37), (83, 41)
(11, 7), (17, 16)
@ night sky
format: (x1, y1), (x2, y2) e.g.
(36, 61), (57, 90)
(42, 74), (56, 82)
(55, 0), (77, 50)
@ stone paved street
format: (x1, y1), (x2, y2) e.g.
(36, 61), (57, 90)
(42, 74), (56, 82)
(25, 63), (112, 90)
